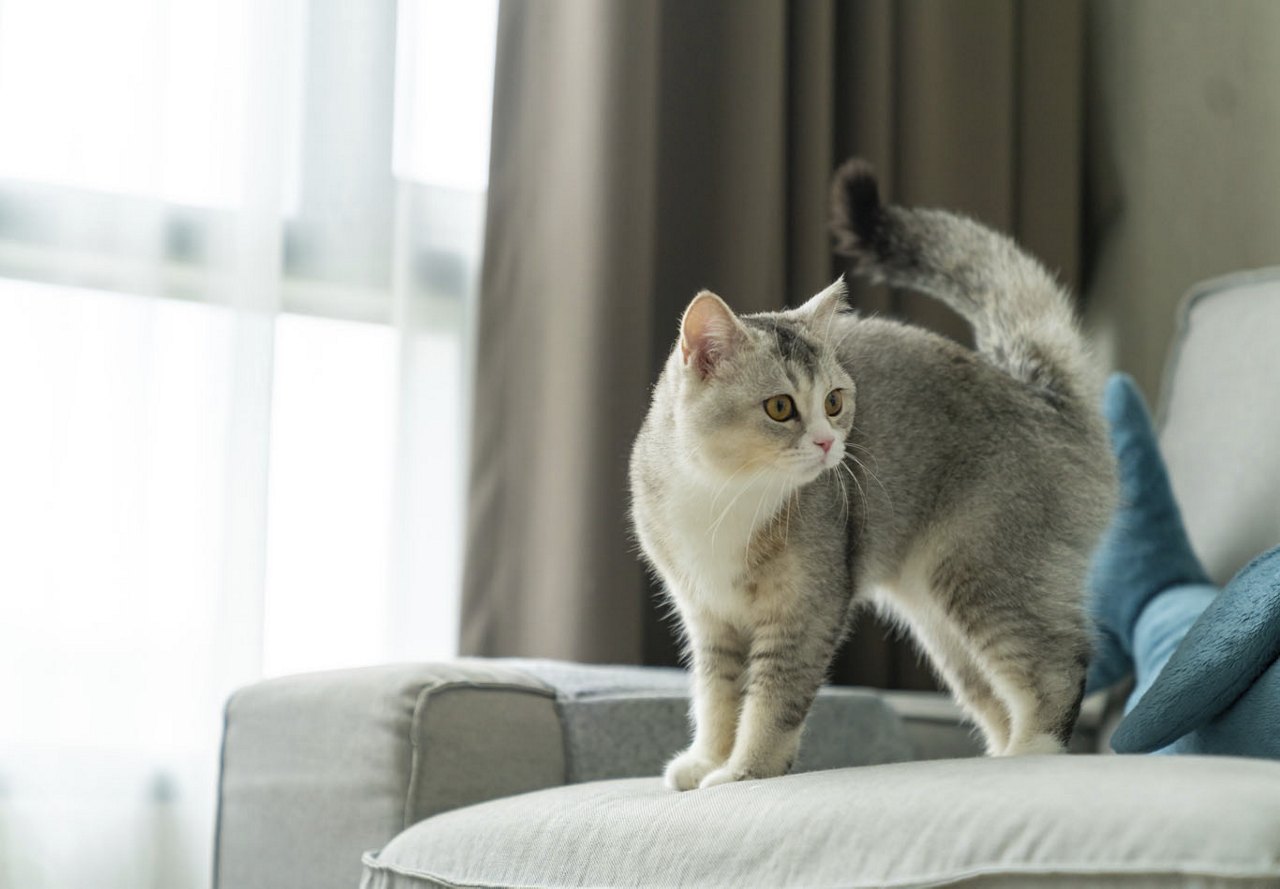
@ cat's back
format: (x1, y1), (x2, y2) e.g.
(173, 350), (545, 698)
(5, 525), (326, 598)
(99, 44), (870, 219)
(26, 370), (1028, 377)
(832, 314), (1113, 549)
(835, 314), (1099, 446)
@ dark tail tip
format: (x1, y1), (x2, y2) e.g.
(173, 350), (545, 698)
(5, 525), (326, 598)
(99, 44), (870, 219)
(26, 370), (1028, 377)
(830, 158), (884, 258)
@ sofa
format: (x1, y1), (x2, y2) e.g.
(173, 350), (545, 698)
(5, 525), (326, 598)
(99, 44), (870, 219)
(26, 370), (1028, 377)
(213, 270), (1280, 888)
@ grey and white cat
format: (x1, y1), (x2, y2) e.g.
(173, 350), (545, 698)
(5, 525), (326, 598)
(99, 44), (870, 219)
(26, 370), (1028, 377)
(629, 160), (1116, 790)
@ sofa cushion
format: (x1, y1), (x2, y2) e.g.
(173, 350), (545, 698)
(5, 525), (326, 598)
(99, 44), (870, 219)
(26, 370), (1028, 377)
(215, 661), (565, 889)
(505, 659), (917, 782)
(1160, 267), (1280, 584)
(361, 755), (1280, 889)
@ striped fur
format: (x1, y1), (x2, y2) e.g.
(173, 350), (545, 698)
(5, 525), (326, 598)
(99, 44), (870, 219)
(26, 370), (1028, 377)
(630, 167), (1115, 790)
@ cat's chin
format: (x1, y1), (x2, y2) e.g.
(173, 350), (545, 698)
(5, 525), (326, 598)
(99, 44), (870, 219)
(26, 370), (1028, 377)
(787, 451), (843, 485)
(788, 463), (829, 486)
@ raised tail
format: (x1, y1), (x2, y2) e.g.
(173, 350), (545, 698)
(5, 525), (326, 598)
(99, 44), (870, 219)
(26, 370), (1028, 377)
(830, 158), (1097, 408)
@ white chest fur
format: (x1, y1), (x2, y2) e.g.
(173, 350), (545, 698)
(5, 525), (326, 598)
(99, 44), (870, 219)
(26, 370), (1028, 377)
(643, 472), (793, 620)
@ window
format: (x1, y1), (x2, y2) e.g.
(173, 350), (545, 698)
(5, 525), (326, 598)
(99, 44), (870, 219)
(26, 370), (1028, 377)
(0, 2), (498, 886)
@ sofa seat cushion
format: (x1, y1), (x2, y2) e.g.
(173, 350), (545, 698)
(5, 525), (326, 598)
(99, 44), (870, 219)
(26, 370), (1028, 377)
(361, 755), (1280, 889)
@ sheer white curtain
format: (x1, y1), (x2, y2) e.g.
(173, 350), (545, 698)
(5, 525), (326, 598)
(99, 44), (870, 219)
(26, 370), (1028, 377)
(0, 1), (496, 886)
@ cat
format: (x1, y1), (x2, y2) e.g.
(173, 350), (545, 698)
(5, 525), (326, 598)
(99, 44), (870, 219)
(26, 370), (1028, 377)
(628, 159), (1116, 791)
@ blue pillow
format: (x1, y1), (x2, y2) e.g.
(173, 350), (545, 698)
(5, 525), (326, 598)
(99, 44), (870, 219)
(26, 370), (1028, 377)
(1112, 545), (1280, 754)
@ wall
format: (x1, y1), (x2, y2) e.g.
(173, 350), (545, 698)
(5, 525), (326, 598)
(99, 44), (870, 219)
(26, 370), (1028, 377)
(1084, 0), (1280, 397)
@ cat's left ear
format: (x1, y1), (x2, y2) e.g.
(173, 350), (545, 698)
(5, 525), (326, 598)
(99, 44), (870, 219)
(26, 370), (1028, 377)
(793, 276), (849, 336)
(680, 291), (745, 380)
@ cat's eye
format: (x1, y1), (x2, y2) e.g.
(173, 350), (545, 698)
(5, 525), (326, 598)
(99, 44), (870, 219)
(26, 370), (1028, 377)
(825, 389), (844, 417)
(764, 394), (797, 422)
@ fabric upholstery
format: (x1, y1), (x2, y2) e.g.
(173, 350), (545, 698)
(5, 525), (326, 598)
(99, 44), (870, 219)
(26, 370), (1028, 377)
(214, 661), (564, 889)
(214, 659), (925, 889)
(508, 659), (916, 781)
(1086, 374), (1215, 694)
(361, 755), (1280, 889)
(1159, 267), (1280, 583)
(1113, 545), (1280, 756)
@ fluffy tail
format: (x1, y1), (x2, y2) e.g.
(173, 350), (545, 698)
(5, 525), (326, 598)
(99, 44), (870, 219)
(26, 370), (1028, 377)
(830, 158), (1097, 407)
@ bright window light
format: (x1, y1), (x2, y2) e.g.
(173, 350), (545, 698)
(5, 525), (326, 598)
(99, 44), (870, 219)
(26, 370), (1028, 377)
(262, 314), (400, 678)
(0, 0), (250, 207)
(0, 0), (495, 881)
(0, 277), (238, 887)
(394, 0), (499, 190)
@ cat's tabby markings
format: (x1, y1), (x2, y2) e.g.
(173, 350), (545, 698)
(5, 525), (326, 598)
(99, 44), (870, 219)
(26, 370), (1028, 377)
(629, 160), (1116, 790)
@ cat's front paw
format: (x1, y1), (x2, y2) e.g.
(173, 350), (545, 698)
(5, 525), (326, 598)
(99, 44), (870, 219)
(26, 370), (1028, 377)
(663, 748), (722, 791)
(699, 754), (793, 788)
(698, 764), (749, 789)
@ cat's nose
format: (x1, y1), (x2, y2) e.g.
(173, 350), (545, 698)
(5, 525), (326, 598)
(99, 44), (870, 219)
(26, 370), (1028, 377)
(814, 437), (833, 454)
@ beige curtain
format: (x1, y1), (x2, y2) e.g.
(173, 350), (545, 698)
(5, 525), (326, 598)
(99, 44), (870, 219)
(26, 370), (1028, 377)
(462, 0), (1083, 690)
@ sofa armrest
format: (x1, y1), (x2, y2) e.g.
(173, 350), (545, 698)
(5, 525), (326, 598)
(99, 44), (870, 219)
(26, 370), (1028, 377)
(214, 658), (918, 889)
(213, 661), (565, 889)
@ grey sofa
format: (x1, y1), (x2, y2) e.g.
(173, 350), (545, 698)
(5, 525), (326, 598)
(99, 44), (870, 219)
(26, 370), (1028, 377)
(214, 270), (1280, 889)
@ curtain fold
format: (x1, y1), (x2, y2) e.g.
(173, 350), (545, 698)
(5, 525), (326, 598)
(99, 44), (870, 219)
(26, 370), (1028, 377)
(463, 0), (1084, 689)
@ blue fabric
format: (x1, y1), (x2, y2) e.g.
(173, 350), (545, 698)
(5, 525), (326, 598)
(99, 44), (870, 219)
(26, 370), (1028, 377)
(1086, 374), (1210, 694)
(1088, 373), (1280, 759)
(1126, 584), (1218, 713)
(1124, 583), (1217, 754)
(1112, 547), (1280, 755)
(1184, 655), (1280, 757)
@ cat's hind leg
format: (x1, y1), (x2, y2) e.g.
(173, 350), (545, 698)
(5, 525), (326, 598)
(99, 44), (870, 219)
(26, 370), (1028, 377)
(930, 556), (1090, 756)
(979, 628), (1088, 756)
(872, 587), (1012, 755)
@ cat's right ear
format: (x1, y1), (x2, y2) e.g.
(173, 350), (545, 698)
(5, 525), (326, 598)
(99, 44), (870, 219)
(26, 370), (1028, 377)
(680, 291), (744, 380)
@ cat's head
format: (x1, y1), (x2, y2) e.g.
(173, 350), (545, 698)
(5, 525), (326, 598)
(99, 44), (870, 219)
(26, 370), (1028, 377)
(672, 278), (856, 487)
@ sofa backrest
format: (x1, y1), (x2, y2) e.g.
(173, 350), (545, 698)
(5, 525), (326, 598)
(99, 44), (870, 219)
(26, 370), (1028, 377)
(1158, 267), (1280, 584)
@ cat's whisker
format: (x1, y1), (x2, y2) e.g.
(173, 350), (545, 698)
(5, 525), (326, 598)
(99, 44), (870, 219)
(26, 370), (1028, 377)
(843, 438), (876, 459)
(744, 481), (768, 565)
(834, 463), (850, 523)
(837, 459), (869, 527)
(835, 471), (850, 527)
(709, 458), (754, 518)
(782, 487), (792, 548)
(744, 476), (781, 567)
(844, 452), (890, 506)
(845, 427), (883, 468)
(708, 465), (769, 547)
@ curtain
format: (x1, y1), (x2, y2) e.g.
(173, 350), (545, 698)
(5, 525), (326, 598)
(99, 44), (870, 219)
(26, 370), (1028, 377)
(462, 0), (1083, 690)
(0, 2), (495, 887)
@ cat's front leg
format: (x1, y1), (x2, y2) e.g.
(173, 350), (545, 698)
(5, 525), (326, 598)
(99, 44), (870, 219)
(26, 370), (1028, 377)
(664, 615), (747, 791)
(699, 611), (837, 788)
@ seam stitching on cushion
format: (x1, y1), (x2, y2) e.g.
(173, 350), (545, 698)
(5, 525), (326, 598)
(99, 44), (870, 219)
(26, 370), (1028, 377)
(362, 851), (555, 889)
(403, 680), (559, 830)
(550, 694), (572, 786)
(360, 848), (1280, 889)
(900, 859), (1280, 889)
(502, 662), (581, 787)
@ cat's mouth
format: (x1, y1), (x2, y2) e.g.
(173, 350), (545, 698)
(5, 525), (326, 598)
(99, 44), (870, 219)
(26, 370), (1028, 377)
(785, 444), (844, 482)
(821, 443), (845, 470)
